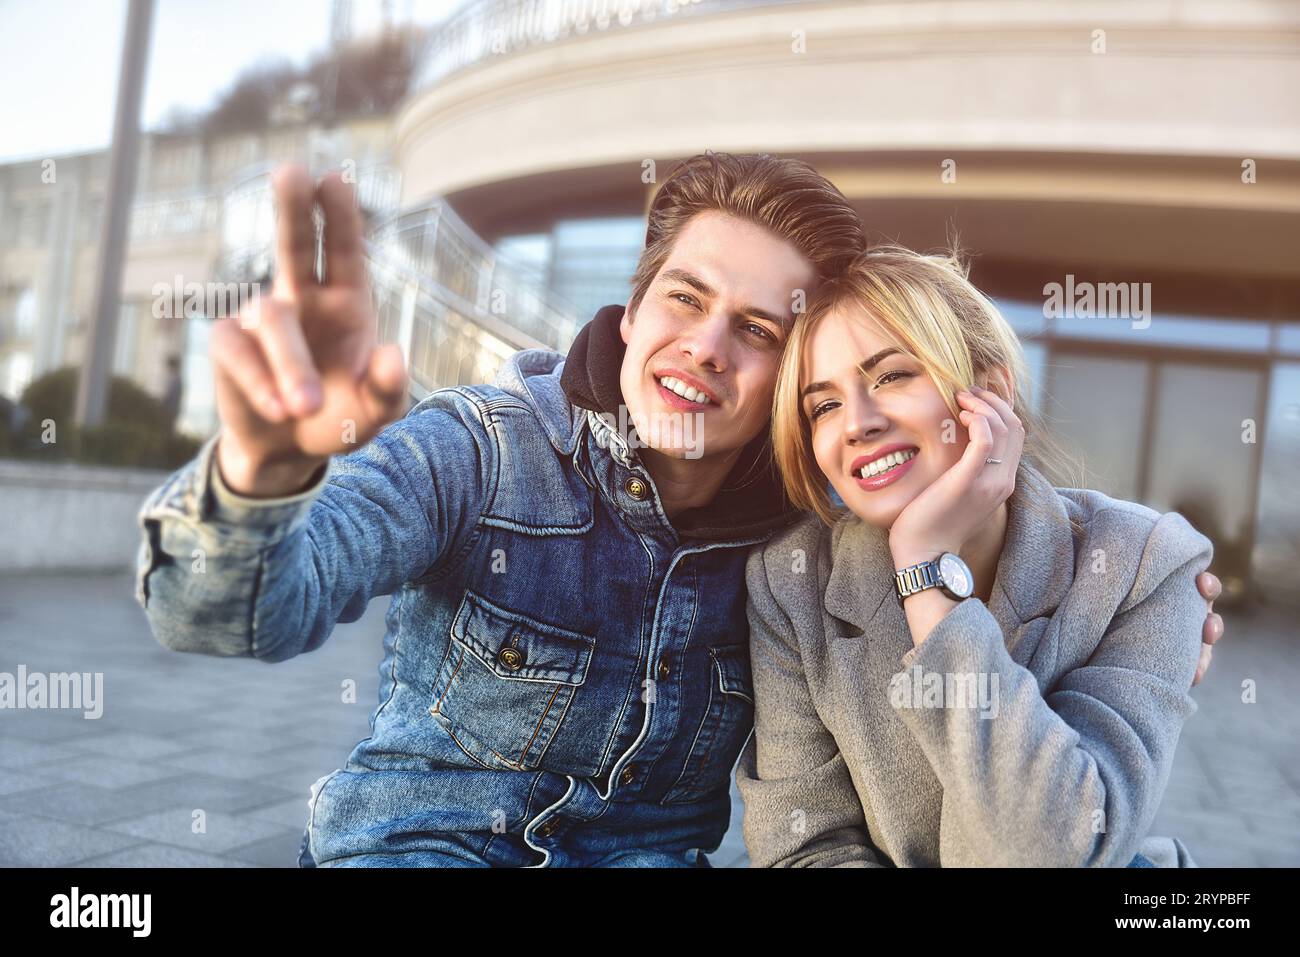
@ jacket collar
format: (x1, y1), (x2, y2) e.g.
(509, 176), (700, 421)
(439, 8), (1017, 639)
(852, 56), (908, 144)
(822, 461), (1077, 641)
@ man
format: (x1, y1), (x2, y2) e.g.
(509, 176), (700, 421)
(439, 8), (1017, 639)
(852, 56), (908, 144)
(135, 152), (1224, 867)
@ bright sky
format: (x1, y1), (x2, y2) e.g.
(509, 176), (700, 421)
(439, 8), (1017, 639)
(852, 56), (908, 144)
(0, 0), (464, 163)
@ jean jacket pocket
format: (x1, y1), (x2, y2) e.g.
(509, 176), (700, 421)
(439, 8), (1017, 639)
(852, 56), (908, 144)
(429, 589), (596, 772)
(661, 643), (755, 804)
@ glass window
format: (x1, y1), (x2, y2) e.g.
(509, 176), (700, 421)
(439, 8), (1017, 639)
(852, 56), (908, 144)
(550, 216), (644, 320)
(1251, 362), (1300, 604)
(1144, 362), (1264, 602)
(494, 234), (550, 283)
(1276, 323), (1300, 355)
(1019, 340), (1047, 417)
(1055, 313), (1271, 352)
(994, 299), (1048, 338)
(1044, 352), (1150, 500)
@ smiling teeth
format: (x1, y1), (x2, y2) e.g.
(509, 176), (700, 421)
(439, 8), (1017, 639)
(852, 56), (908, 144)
(658, 376), (711, 405)
(858, 448), (917, 478)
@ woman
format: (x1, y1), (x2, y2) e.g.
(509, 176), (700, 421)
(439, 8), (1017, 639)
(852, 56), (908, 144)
(736, 246), (1212, 867)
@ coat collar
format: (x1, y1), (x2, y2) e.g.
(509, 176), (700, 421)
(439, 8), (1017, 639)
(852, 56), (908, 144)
(822, 462), (1078, 643)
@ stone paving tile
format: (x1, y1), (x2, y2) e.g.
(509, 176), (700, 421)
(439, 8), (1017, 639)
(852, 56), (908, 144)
(0, 739), (101, 769)
(0, 712), (109, 745)
(24, 755), (186, 790)
(167, 723), (323, 755)
(4, 572), (1297, 868)
(60, 730), (201, 762)
(223, 829), (306, 868)
(0, 774), (298, 826)
(0, 780), (190, 826)
(0, 767), (65, 797)
(76, 844), (254, 867)
(0, 809), (141, 867)
(239, 796), (312, 831)
(158, 747), (336, 781)
(102, 807), (290, 853)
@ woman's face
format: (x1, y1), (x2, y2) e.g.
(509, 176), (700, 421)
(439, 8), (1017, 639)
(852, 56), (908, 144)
(801, 307), (966, 529)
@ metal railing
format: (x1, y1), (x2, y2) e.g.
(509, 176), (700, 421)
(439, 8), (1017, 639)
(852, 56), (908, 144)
(367, 199), (584, 395)
(130, 193), (221, 241)
(416, 0), (811, 88)
(212, 164), (584, 399)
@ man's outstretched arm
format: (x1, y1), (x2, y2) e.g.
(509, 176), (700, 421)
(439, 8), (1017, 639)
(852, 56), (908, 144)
(134, 164), (484, 661)
(135, 399), (488, 661)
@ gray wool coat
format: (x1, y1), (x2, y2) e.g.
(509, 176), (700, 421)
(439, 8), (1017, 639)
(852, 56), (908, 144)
(735, 461), (1213, 867)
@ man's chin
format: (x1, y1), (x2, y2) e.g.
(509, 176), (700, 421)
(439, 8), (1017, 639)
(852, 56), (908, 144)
(638, 440), (707, 463)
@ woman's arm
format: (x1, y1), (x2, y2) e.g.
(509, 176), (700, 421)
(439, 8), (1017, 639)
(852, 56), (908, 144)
(890, 510), (1212, 867)
(736, 544), (889, 867)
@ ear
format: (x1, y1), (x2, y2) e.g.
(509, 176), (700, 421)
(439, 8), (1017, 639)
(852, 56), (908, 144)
(619, 303), (633, 346)
(983, 365), (1016, 408)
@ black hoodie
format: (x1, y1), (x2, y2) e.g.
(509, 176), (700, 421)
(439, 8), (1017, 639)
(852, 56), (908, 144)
(560, 304), (799, 544)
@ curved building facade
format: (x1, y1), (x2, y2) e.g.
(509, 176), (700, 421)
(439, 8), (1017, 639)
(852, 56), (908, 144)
(390, 0), (1300, 605)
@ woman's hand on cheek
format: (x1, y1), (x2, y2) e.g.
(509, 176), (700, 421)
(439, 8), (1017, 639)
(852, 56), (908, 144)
(887, 386), (1025, 568)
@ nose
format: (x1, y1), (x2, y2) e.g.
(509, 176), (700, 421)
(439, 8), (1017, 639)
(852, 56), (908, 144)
(841, 382), (888, 446)
(679, 310), (729, 372)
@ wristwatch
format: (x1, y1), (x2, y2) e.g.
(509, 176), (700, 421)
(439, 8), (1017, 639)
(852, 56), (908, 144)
(894, 552), (975, 604)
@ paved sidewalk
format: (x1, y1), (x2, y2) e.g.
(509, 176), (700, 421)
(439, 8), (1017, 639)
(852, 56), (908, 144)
(0, 573), (1295, 867)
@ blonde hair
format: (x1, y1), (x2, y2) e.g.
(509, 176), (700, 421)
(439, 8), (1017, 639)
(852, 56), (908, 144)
(771, 244), (1080, 528)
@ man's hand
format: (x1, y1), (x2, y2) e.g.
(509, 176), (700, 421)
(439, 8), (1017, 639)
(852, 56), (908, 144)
(212, 165), (408, 497)
(1193, 571), (1224, 686)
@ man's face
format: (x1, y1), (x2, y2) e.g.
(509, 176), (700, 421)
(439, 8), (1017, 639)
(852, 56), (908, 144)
(619, 211), (816, 464)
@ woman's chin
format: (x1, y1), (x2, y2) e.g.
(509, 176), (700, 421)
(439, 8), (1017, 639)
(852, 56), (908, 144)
(834, 484), (909, 529)
(839, 497), (902, 529)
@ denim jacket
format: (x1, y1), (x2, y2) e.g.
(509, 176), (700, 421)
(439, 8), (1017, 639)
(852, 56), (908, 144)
(135, 306), (797, 867)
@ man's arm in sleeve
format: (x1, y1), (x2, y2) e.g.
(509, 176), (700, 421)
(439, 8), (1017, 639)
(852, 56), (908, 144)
(134, 392), (490, 662)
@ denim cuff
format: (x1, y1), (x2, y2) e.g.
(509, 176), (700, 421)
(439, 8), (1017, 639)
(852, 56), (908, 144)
(139, 433), (331, 553)
(203, 434), (331, 532)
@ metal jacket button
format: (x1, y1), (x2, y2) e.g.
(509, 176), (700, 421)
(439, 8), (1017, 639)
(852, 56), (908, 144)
(498, 646), (525, 671)
(624, 477), (647, 500)
(619, 764), (638, 786)
(535, 818), (558, 838)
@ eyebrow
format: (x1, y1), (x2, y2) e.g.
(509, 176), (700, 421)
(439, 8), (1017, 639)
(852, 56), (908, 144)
(800, 348), (903, 400)
(658, 268), (792, 331)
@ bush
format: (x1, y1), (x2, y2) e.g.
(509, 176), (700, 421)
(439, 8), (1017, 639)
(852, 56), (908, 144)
(9, 367), (200, 469)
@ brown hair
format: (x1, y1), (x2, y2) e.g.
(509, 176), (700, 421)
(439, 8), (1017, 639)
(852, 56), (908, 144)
(771, 244), (1083, 530)
(627, 151), (865, 316)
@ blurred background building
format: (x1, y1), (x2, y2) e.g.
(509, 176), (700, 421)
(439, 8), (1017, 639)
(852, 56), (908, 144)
(2, 0), (1298, 605)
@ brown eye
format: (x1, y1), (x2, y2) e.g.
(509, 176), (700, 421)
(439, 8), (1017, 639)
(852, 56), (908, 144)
(875, 370), (912, 387)
(809, 400), (839, 420)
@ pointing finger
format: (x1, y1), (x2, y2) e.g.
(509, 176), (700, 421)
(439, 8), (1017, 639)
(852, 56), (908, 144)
(273, 164), (319, 294)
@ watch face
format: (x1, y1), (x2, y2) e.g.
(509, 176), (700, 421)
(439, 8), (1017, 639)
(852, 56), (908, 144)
(938, 553), (973, 598)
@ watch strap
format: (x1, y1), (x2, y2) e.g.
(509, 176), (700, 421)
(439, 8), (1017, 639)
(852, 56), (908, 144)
(895, 558), (942, 604)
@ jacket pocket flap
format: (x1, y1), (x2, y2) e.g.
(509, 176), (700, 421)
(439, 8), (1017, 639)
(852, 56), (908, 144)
(451, 589), (595, 685)
(710, 644), (754, 702)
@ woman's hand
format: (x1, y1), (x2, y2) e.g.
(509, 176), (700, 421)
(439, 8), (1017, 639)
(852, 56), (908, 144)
(888, 385), (1025, 568)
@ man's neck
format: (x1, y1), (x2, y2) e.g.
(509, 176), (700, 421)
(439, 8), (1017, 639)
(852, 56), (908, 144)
(640, 445), (746, 519)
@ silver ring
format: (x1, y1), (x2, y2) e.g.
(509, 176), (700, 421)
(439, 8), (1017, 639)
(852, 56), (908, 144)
(985, 458), (1003, 465)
